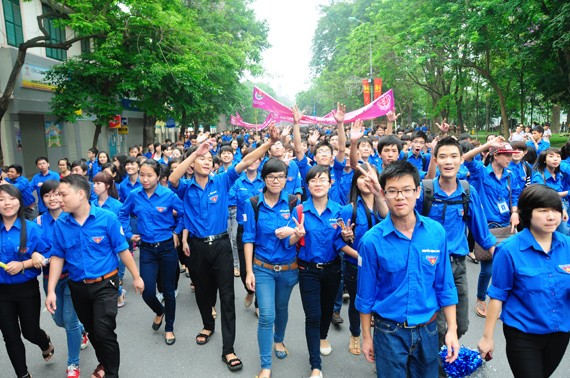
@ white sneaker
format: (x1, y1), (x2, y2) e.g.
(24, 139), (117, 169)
(320, 339), (332, 356)
(174, 290), (179, 298)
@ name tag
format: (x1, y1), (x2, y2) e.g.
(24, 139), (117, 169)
(498, 201), (509, 214)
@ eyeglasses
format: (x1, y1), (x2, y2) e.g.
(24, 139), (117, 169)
(384, 188), (416, 199)
(265, 174), (287, 182)
(43, 192), (61, 199)
(309, 177), (330, 185)
(315, 149), (332, 156)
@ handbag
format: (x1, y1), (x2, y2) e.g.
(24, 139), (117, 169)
(473, 226), (514, 261)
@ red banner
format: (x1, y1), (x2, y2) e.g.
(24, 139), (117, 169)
(108, 115), (121, 128)
(373, 78), (382, 100)
(362, 79), (371, 105)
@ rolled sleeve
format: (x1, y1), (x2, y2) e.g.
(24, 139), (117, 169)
(242, 200), (256, 244)
(487, 245), (514, 302)
(355, 238), (378, 314)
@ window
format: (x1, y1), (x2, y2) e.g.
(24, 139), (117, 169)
(3, 0), (24, 47)
(42, 4), (66, 60)
(81, 38), (90, 55)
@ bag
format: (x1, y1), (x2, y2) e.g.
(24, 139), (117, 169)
(473, 226), (513, 261)
(421, 179), (470, 222)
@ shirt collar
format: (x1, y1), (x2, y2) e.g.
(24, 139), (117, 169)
(303, 197), (336, 215)
(434, 178), (466, 196)
(259, 191), (290, 205)
(1, 217), (23, 231)
(519, 227), (566, 253)
(382, 209), (425, 238)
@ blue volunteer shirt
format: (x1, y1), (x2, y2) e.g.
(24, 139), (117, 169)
(464, 160), (521, 225)
(488, 229), (570, 334)
(356, 211), (458, 325)
(531, 170), (565, 192)
(91, 196), (123, 216)
(415, 179), (496, 256)
(526, 139), (550, 155)
(31, 170), (60, 213)
(291, 198), (346, 263)
(118, 177), (142, 202)
(229, 173), (264, 226)
(35, 211), (67, 276)
(332, 161), (353, 206)
(508, 161), (530, 194)
(297, 155), (343, 203)
(5, 176), (36, 207)
(339, 198), (382, 265)
(88, 160), (101, 181)
(173, 167), (240, 238)
(406, 151), (431, 179)
(259, 158), (303, 197)
(242, 192), (297, 264)
(119, 185), (184, 243)
(50, 206), (129, 282)
(0, 219), (50, 284)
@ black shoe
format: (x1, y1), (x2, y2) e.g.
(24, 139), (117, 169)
(332, 312), (344, 325)
(152, 314), (164, 331)
(165, 334), (176, 345)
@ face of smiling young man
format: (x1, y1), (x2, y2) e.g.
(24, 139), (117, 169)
(434, 145), (464, 180)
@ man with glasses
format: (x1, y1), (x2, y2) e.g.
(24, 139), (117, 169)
(356, 160), (459, 377)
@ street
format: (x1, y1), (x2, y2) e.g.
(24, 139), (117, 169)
(1, 258), (569, 377)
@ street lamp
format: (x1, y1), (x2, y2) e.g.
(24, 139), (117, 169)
(348, 16), (373, 104)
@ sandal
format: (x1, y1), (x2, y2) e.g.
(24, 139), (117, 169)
(196, 329), (214, 345)
(42, 335), (55, 361)
(475, 300), (487, 318)
(233, 268), (240, 277)
(349, 335), (361, 355)
(91, 364), (105, 378)
(222, 353), (243, 371)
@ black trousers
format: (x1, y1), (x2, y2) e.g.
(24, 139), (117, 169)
(0, 279), (50, 378)
(68, 275), (120, 378)
(188, 236), (236, 356)
(503, 324), (570, 378)
(236, 225), (254, 296)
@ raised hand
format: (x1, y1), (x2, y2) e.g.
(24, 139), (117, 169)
(267, 122), (280, 143)
(196, 138), (216, 156)
(333, 102), (347, 124)
(281, 125), (292, 138)
(350, 119), (365, 142)
(357, 162), (382, 196)
(386, 110), (401, 122)
(292, 213), (306, 239)
(308, 130), (320, 146)
(291, 105), (304, 124)
(196, 132), (210, 144)
(436, 118), (450, 133)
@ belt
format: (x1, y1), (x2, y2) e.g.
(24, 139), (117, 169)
(450, 254), (465, 263)
(298, 257), (340, 270)
(193, 232), (229, 243)
(378, 312), (438, 329)
(83, 269), (118, 284)
(140, 238), (172, 248)
(254, 258), (298, 272)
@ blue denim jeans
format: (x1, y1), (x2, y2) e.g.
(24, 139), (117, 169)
(139, 239), (178, 332)
(333, 257), (345, 314)
(43, 277), (83, 366)
(254, 263), (298, 369)
(343, 262), (360, 337)
(374, 317), (439, 378)
(298, 260), (341, 371)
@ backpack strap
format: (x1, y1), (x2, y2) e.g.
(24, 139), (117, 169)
(287, 195), (298, 213)
(421, 179), (435, 217)
(249, 195), (260, 223)
(459, 180), (470, 221)
(422, 179), (470, 223)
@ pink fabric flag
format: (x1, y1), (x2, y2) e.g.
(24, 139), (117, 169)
(252, 86), (395, 124)
(231, 112), (274, 131)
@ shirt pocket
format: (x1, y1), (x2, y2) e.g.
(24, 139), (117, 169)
(515, 267), (544, 293)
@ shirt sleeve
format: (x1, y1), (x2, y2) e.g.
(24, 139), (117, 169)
(118, 194), (134, 241)
(171, 178), (188, 200)
(464, 159), (484, 182)
(107, 213), (129, 253)
(531, 171), (545, 184)
(355, 235), (379, 314)
(487, 244), (515, 302)
(509, 171), (522, 207)
(242, 199), (256, 244)
(50, 223), (66, 259)
(171, 192), (185, 235)
(434, 231), (458, 308)
(467, 186), (496, 250)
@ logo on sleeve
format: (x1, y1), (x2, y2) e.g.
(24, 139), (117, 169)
(426, 256), (438, 265)
(92, 236), (105, 244)
(156, 207), (166, 213)
(559, 264), (570, 273)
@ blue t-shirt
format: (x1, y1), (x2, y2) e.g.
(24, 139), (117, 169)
(30, 170), (60, 213)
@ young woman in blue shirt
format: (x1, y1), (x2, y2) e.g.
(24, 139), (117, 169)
(479, 184), (570, 377)
(243, 158), (299, 378)
(0, 183), (51, 378)
(289, 165), (347, 378)
(119, 159), (184, 345)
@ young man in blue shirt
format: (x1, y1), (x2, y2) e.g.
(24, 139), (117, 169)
(5, 164), (38, 220)
(526, 125), (550, 155)
(356, 160), (459, 377)
(30, 157), (60, 214)
(169, 124), (281, 372)
(45, 174), (144, 378)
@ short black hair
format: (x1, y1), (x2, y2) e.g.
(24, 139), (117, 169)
(305, 164), (330, 184)
(219, 145), (234, 155)
(377, 136), (402, 154)
(434, 136), (463, 157)
(39, 180), (60, 198)
(70, 160), (88, 173)
(125, 156), (140, 166)
(357, 137), (373, 148)
(8, 164), (23, 175)
(411, 131), (428, 143)
(532, 125), (544, 134)
(88, 147), (98, 155)
(518, 184), (563, 228)
(261, 158), (288, 180)
(60, 174), (91, 198)
(379, 160), (420, 189)
(314, 141), (333, 156)
(35, 156), (48, 165)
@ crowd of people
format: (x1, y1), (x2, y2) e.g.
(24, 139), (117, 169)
(0, 107), (569, 378)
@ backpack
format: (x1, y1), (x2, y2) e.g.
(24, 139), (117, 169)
(249, 194), (298, 223)
(421, 179), (470, 223)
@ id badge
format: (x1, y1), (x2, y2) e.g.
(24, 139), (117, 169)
(497, 201), (509, 214)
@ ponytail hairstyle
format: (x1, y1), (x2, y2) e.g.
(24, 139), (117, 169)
(0, 184), (27, 253)
(93, 172), (118, 199)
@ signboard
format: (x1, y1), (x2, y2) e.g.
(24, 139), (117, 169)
(21, 63), (56, 92)
(118, 127), (129, 134)
(45, 122), (64, 147)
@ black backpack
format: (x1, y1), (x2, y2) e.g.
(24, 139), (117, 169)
(421, 179), (470, 223)
(249, 194), (298, 222)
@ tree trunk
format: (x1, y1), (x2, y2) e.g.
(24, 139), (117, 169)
(143, 113), (156, 147)
(552, 104), (561, 132)
(92, 123), (103, 149)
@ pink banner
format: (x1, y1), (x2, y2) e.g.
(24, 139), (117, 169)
(230, 112), (274, 131)
(252, 86), (394, 124)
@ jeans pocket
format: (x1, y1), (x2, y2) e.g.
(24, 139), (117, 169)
(425, 320), (438, 336)
(376, 320), (398, 334)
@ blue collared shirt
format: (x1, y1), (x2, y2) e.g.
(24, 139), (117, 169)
(118, 177), (142, 202)
(91, 196), (123, 217)
(356, 211), (458, 325)
(6, 176), (36, 207)
(229, 173), (264, 226)
(488, 228), (570, 334)
(296, 155), (341, 203)
(406, 151), (431, 178)
(291, 198), (346, 263)
(88, 160), (100, 181)
(119, 185), (184, 243)
(50, 206), (129, 282)
(508, 161), (530, 194)
(173, 167), (239, 238)
(242, 192), (297, 264)
(0, 219), (50, 284)
(30, 170), (60, 213)
(526, 139), (550, 155)
(340, 197), (382, 265)
(416, 179), (496, 256)
(35, 211), (68, 275)
(531, 170), (564, 192)
(464, 160), (521, 225)
(332, 161), (353, 206)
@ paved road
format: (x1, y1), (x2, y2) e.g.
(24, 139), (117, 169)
(1, 258), (569, 377)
